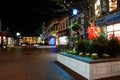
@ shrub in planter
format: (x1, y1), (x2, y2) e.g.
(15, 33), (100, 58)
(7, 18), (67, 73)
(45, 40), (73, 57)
(56, 45), (68, 52)
(90, 53), (98, 59)
(85, 40), (92, 54)
(78, 52), (84, 56)
(67, 47), (77, 55)
(75, 40), (86, 55)
(108, 37), (120, 57)
(85, 53), (91, 57)
(102, 54), (111, 58)
(91, 35), (109, 58)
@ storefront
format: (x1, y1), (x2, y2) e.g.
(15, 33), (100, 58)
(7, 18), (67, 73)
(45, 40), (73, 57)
(107, 22), (120, 40)
(58, 36), (68, 45)
(96, 9), (120, 40)
(57, 29), (69, 46)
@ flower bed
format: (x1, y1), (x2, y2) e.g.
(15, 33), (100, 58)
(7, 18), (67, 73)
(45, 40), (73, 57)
(57, 52), (120, 80)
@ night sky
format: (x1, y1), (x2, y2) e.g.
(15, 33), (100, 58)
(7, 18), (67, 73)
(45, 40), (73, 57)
(0, 1), (67, 36)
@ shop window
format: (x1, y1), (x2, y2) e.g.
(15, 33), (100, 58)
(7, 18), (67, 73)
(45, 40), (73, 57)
(114, 31), (120, 40)
(107, 23), (120, 40)
(107, 25), (113, 32)
(109, 0), (117, 11)
(58, 36), (68, 45)
(107, 32), (114, 38)
(114, 24), (120, 30)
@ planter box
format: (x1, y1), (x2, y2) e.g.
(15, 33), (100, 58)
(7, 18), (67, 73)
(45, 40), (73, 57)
(57, 52), (120, 80)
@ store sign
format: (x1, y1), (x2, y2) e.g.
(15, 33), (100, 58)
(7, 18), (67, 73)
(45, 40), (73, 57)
(49, 36), (56, 46)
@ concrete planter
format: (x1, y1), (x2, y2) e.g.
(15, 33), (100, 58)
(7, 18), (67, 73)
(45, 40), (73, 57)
(57, 52), (120, 80)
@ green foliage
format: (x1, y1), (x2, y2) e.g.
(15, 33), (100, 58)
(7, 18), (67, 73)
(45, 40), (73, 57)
(90, 53), (98, 59)
(73, 32), (79, 47)
(74, 36), (119, 58)
(56, 45), (68, 52)
(102, 54), (111, 58)
(91, 35), (109, 58)
(78, 52), (84, 56)
(67, 47), (77, 55)
(75, 40), (86, 55)
(85, 40), (92, 53)
(65, 27), (120, 58)
(108, 37), (120, 57)
(85, 53), (91, 57)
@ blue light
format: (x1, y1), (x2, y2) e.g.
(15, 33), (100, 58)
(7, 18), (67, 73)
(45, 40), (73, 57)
(49, 36), (56, 46)
(72, 9), (78, 15)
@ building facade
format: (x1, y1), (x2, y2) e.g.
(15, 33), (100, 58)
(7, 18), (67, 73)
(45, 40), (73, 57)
(95, 0), (120, 40)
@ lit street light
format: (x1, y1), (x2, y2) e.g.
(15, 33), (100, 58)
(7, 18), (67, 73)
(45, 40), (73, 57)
(16, 32), (21, 36)
(16, 32), (21, 46)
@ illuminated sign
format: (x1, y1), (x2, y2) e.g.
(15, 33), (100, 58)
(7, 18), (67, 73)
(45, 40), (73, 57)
(49, 36), (56, 46)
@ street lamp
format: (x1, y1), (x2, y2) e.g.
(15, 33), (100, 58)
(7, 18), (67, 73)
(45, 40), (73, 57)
(16, 32), (21, 46)
(72, 8), (79, 16)
(16, 32), (21, 36)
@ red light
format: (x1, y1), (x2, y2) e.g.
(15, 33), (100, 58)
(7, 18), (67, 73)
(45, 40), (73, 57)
(87, 21), (98, 39)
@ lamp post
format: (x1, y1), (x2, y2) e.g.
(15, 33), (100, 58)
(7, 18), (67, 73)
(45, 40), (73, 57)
(16, 32), (21, 46)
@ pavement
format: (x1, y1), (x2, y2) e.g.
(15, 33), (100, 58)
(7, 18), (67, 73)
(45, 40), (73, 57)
(0, 46), (120, 80)
(0, 46), (74, 80)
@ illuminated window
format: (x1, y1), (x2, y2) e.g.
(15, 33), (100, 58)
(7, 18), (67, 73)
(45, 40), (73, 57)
(107, 23), (120, 40)
(114, 31), (120, 40)
(107, 25), (113, 32)
(114, 23), (120, 31)
(58, 36), (68, 45)
(107, 32), (114, 38)
(109, 0), (117, 11)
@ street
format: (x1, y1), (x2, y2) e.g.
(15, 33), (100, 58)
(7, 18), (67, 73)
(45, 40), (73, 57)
(0, 46), (74, 80)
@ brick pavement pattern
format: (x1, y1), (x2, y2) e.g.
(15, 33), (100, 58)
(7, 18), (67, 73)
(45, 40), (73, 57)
(0, 46), (74, 80)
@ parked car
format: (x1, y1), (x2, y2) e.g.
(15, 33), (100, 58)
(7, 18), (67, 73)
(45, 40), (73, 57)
(21, 42), (29, 47)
